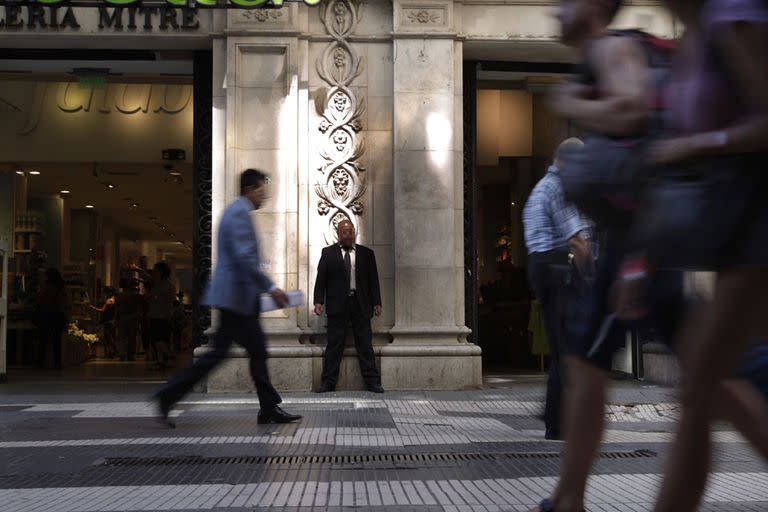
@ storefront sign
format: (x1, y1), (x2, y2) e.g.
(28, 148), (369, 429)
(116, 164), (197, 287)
(0, 0), (321, 29)
(0, 0), (320, 8)
(0, 3), (202, 30)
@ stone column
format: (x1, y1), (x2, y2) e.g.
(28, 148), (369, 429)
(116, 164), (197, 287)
(382, 0), (481, 389)
(205, 4), (321, 392)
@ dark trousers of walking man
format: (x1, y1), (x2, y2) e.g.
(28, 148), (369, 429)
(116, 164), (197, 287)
(153, 169), (301, 427)
(157, 308), (281, 411)
(528, 250), (571, 440)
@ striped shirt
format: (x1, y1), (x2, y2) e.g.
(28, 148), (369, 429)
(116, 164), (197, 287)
(523, 165), (592, 254)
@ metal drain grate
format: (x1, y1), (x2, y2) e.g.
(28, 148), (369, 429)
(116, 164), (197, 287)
(102, 449), (655, 468)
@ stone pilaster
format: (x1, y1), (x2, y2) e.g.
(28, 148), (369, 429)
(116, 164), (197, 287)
(383, 0), (481, 389)
(204, 4), (322, 393)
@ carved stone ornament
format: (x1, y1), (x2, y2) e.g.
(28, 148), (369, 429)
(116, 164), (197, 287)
(315, 0), (366, 242)
(240, 9), (283, 22)
(407, 9), (440, 24)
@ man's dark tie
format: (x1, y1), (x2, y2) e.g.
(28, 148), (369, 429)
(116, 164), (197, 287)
(343, 247), (352, 292)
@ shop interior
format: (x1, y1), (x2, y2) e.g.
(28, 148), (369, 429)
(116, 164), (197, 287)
(0, 58), (195, 379)
(473, 70), (578, 374)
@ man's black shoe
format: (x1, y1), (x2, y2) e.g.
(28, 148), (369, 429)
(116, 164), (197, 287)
(257, 405), (302, 424)
(366, 383), (385, 394)
(544, 429), (561, 440)
(315, 382), (335, 393)
(152, 393), (176, 429)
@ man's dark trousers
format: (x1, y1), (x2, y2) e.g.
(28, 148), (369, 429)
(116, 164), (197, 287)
(157, 309), (281, 409)
(322, 292), (380, 388)
(528, 250), (571, 437)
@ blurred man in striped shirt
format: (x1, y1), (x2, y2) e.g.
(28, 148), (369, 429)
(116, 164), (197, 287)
(523, 137), (593, 440)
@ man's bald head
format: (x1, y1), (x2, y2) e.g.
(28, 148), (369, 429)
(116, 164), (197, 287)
(554, 137), (584, 168)
(336, 219), (354, 231)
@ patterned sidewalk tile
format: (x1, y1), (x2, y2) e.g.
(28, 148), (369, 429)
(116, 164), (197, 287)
(0, 382), (764, 511)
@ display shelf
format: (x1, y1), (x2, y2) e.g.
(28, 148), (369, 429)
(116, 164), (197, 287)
(13, 211), (44, 253)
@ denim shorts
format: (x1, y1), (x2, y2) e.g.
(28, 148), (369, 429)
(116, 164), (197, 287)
(564, 245), (685, 370)
(736, 342), (768, 400)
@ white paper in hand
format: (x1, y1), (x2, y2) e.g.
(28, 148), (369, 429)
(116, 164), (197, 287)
(260, 290), (305, 313)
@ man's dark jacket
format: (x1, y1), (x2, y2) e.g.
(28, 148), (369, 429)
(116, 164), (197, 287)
(313, 244), (381, 318)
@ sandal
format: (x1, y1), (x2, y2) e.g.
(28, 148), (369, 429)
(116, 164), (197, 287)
(537, 499), (585, 512)
(538, 499), (556, 512)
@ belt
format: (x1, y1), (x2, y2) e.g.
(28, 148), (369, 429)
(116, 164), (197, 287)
(347, 289), (357, 297)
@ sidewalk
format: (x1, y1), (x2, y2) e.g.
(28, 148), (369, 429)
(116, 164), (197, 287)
(0, 378), (765, 512)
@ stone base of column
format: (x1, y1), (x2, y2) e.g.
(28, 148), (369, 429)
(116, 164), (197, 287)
(381, 327), (482, 390)
(193, 330), (482, 392)
(195, 345), (322, 393)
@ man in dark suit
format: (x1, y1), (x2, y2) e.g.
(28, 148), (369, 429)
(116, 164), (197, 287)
(313, 219), (384, 393)
(153, 169), (302, 427)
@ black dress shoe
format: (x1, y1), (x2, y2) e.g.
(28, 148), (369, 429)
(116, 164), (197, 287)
(315, 383), (335, 393)
(152, 393), (176, 429)
(366, 383), (385, 394)
(257, 405), (302, 424)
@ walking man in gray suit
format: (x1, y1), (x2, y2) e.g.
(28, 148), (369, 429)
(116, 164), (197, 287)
(153, 169), (302, 427)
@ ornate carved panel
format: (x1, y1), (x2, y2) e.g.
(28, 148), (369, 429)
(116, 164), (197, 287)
(314, 0), (366, 243)
(228, 3), (297, 30)
(395, 1), (452, 32)
(405, 8), (444, 24)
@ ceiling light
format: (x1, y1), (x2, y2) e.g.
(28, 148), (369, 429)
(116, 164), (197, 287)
(60, 190), (71, 194)
(85, 204), (94, 209)
(160, 225), (167, 230)
(130, 202), (139, 209)
(28, 171), (40, 175)
(169, 233), (175, 238)
(15, 170), (24, 176)
(106, 183), (115, 189)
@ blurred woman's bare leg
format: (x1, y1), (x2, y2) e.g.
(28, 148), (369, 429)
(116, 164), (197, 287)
(653, 269), (768, 512)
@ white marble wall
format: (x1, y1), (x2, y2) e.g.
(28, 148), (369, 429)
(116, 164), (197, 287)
(204, 0), (674, 390)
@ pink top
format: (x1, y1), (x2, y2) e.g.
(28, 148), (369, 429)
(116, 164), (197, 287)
(667, 0), (768, 134)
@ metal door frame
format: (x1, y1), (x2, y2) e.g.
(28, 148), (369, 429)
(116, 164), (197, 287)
(192, 50), (213, 348)
(0, 238), (8, 382)
(462, 60), (574, 347)
(462, 61), (479, 343)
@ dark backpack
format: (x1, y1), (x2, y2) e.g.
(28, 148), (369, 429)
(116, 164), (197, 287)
(558, 30), (676, 232)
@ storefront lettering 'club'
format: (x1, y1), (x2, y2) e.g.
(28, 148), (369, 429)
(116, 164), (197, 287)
(0, 0), (321, 31)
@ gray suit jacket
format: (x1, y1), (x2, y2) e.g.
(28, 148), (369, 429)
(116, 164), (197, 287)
(202, 196), (274, 315)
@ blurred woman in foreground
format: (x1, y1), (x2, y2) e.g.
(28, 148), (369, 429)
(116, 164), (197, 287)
(636, 1), (768, 510)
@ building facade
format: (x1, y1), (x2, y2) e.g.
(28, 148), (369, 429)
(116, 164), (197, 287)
(0, 1), (676, 389)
